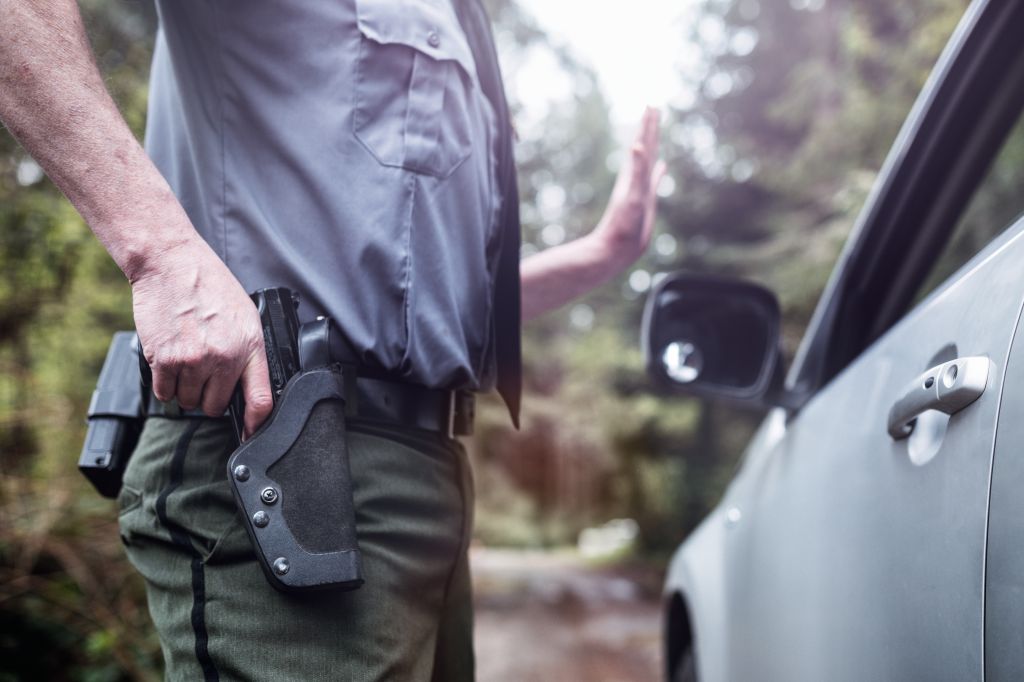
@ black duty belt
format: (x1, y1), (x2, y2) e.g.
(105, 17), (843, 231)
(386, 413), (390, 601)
(147, 374), (474, 438)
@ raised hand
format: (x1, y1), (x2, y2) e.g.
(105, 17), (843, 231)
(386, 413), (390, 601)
(520, 107), (668, 321)
(592, 106), (666, 268)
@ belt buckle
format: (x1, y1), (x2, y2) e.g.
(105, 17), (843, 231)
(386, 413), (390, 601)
(446, 390), (456, 440)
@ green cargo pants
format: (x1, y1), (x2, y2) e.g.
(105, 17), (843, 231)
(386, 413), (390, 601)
(117, 416), (474, 681)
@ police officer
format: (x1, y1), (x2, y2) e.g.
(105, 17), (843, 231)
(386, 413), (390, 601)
(0, 0), (663, 678)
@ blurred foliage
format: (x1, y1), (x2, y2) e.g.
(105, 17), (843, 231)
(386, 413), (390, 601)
(0, 3), (159, 680)
(0, 0), (988, 678)
(476, 0), (968, 556)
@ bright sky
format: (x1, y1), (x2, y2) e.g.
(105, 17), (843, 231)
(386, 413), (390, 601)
(516, 0), (697, 143)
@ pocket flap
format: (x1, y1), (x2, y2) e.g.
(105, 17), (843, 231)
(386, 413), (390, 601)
(355, 0), (477, 82)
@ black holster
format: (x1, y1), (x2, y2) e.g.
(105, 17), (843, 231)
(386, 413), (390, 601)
(227, 364), (363, 593)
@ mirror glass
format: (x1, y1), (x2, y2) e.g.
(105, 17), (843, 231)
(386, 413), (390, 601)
(644, 274), (781, 401)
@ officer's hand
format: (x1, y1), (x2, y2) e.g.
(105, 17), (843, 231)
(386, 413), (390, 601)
(593, 106), (666, 267)
(131, 235), (273, 440)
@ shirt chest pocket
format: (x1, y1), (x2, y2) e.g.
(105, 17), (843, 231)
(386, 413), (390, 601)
(353, 0), (477, 178)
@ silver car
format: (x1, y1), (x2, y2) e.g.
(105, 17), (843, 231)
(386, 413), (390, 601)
(644, 1), (1024, 680)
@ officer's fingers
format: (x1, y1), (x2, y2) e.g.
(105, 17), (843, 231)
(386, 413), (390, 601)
(239, 349), (274, 440)
(199, 370), (234, 419)
(648, 160), (668, 205)
(629, 144), (650, 192)
(642, 106), (661, 155)
(149, 362), (178, 403)
(629, 108), (657, 170)
(175, 364), (207, 410)
(642, 160), (668, 243)
(628, 111), (660, 193)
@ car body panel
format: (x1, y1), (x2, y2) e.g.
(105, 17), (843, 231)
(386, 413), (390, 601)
(664, 409), (788, 682)
(664, 508), (726, 682)
(670, 217), (1024, 681)
(982, 263), (1024, 680)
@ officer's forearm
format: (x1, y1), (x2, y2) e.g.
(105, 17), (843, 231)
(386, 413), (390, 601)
(0, 0), (198, 282)
(520, 232), (633, 322)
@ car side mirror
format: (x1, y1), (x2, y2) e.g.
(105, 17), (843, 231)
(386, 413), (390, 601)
(642, 273), (784, 405)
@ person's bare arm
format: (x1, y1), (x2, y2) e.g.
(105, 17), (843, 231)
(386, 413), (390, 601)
(521, 107), (665, 322)
(0, 0), (272, 437)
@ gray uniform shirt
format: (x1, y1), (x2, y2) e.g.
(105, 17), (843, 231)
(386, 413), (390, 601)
(145, 0), (503, 391)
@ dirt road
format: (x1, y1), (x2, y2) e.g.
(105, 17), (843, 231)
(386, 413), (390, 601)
(471, 548), (664, 681)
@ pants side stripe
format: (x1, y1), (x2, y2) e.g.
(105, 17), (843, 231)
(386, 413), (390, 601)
(155, 419), (219, 682)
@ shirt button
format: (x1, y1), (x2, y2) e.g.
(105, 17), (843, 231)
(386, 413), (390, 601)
(427, 30), (441, 48)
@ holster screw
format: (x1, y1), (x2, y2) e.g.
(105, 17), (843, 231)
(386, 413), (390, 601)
(260, 487), (279, 505)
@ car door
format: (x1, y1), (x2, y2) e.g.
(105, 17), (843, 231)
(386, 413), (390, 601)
(712, 2), (1024, 679)
(721, 223), (1024, 680)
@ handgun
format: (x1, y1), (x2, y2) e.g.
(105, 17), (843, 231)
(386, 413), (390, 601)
(227, 287), (302, 442)
(226, 287), (363, 592)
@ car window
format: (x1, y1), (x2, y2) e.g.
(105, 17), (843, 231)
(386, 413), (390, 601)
(916, 113), (1024, 301)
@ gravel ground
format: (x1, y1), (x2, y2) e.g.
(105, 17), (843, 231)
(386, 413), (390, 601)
(471, 548), (664, 681)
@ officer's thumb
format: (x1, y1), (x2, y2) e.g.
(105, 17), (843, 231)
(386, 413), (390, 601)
(240, 350), (274, 441)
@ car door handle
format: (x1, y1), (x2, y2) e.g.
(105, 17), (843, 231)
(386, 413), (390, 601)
(887, 356), (989, 439)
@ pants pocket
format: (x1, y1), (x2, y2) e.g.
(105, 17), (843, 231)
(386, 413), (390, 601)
(117, 483), (142, 517)
(119, 418), (251, 565)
